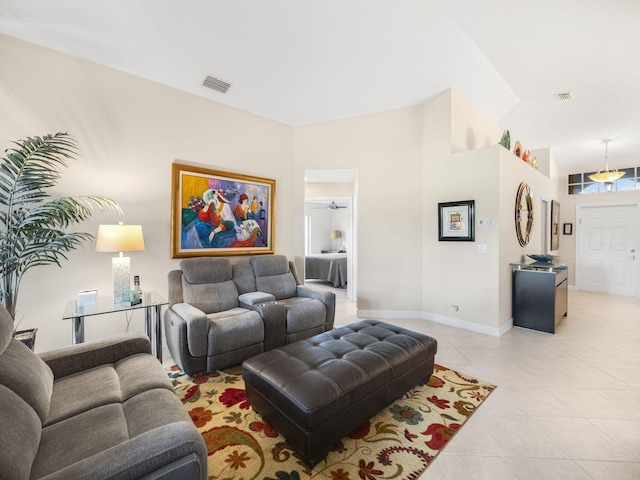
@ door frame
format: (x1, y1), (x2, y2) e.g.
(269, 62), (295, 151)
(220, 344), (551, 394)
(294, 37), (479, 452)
(575, 201), (640, 297)
(304, 195), (356, 301)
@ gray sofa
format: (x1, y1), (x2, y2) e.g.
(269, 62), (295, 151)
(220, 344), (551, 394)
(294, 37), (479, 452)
(0, 305), (207, 480)
(165, 255), (335, 377)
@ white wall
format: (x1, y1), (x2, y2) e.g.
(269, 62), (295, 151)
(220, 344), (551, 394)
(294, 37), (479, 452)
(6, 34), (633, 353)
(305, 182), (353, 254)
(295, 107), (425, 312)
(419, 89), (566, 335)
(304, 204), (349, 253)
(1, 34), (295, 351)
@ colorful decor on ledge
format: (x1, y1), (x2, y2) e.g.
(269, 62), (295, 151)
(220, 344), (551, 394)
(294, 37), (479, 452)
(500, 130), (511, 150)
(499, 131), (539, 170)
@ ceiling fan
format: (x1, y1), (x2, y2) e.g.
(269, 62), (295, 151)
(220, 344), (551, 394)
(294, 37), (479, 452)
(311, 201), (348, 210)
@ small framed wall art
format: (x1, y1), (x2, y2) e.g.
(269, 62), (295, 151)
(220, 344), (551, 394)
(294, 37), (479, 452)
(171, 163), (275, 257)
(563, 223), (573, 235)
(438, 200), (475, 242)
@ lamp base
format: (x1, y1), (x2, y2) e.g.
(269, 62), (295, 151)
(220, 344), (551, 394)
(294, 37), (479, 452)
(112, 256), (131, 303)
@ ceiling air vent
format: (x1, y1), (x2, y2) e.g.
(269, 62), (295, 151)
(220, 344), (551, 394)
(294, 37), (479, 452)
(555, 91), (574, 101)
(203, 76), (231, 94)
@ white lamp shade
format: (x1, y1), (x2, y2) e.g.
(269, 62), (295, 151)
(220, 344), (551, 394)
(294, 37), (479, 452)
(96, 224), (145, 252)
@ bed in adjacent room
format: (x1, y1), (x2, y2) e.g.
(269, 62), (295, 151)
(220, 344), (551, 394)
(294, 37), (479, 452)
(305, 253), (347, 288)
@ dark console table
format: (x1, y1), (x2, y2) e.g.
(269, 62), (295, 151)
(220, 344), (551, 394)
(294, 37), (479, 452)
(511, 261), (568, 334)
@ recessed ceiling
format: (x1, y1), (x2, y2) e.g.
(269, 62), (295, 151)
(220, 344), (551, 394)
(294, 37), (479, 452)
(1, 0), (639, 170)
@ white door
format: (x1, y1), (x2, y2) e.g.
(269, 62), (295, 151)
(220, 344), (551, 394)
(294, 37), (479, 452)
(577, 204), (638, 296)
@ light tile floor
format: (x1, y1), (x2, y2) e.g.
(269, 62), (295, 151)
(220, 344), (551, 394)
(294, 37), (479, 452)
(164, 283), (640, 479)
(310, 281), (640, 480)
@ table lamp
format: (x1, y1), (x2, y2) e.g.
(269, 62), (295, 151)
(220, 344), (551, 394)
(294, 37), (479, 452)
(95, 223), (145, 303)
(330, 229), (342, 251)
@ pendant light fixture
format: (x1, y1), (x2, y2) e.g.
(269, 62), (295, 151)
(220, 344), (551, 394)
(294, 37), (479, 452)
(588, 139), (625, 190)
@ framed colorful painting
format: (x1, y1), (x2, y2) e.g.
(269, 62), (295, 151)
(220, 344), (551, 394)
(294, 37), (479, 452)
(171, 163), (275, 257)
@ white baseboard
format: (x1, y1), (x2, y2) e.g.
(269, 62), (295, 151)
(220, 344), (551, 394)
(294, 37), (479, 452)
(357, 309), (423, 319)
(357, 309), (512, 337)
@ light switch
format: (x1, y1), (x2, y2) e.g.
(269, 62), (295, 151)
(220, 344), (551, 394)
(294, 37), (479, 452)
(477, 244), (488, 253)
(479, 219), (492, 227)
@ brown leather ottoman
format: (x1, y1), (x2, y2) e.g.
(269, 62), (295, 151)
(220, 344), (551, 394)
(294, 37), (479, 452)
(241, 320), (437, 466)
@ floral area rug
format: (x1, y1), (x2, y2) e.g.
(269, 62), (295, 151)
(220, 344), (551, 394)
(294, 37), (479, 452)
(168, 364), (496, 480)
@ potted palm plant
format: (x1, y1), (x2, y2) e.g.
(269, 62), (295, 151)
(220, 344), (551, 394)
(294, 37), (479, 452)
(0, 132), (121, 347)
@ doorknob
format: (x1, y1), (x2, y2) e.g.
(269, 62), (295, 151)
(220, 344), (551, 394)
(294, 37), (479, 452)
(631, 256), (637, 260)
(631, 249), (636, 253)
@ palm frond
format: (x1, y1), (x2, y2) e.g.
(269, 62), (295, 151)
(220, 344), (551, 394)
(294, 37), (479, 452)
(0, 132), (123, 319)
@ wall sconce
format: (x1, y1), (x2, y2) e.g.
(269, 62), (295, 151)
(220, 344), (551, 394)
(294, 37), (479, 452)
(95, 223), (145, 303)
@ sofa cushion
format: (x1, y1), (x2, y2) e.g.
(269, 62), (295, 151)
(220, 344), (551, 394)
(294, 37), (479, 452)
(281, 298), (326, 332)
(232, 262), (257, 294)
(181, 258), (240, 313)
(0, 339), (54, 423)
(0, 385), (42, 480)
(182, 279), (240, 313)
(249, 255), (289, 277)
(181, 257), (233, 283)
(250, 256), (298, 299)
(255, 273), (297, 300)
(33, 389), (193, 479)
(115, 352), (176, 400)
(45, 353), (174, 427)
(33, 403), (130, 479)
(124, 388), (193, 437)
(207, 308), (264, 355)
(45, 364), (121, 427)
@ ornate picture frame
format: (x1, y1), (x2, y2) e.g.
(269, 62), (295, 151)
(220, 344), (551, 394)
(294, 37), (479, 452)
(438, 200), (475, 242)
(171, 163), (275, 258)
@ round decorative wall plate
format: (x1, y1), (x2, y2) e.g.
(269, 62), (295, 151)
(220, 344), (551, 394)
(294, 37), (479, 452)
(515, 182), (534, 246)
(513, 140), (523, 159)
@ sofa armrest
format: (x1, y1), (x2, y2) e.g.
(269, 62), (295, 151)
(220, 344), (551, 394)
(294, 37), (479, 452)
(297, 286), (333, 304)
(240, 301), (287, 351)
(296, 286), (336, 331)
(238, 291), (275, 305)
(169, 303), (209, 358)
(40, 421), (207, 480)
(39, 333), (152, 379)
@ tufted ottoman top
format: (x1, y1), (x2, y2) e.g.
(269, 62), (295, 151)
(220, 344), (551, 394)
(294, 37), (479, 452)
(242, 320), (437, 430)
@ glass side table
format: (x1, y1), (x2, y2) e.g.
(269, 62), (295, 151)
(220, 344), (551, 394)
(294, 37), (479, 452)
(62, 291), (168, 362)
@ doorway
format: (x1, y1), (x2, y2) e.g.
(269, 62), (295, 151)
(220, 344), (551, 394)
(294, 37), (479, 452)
(304, 169), (357, 301)
(576, 203), (639, 296)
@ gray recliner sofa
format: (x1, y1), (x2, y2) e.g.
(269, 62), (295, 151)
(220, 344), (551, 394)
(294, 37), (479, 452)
(0, 305), (207, 480)
(165, 255), (335, 377)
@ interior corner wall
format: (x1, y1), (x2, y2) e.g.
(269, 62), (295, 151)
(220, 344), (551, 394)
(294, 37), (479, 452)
(295, 107), (425, 313)
(450, 88), (502, 154)
(0, 34), (294, 352)
(422, 90), (505, 334)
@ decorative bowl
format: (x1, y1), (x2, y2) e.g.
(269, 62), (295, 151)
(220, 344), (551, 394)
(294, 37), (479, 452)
(527, 254), (558, 263)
